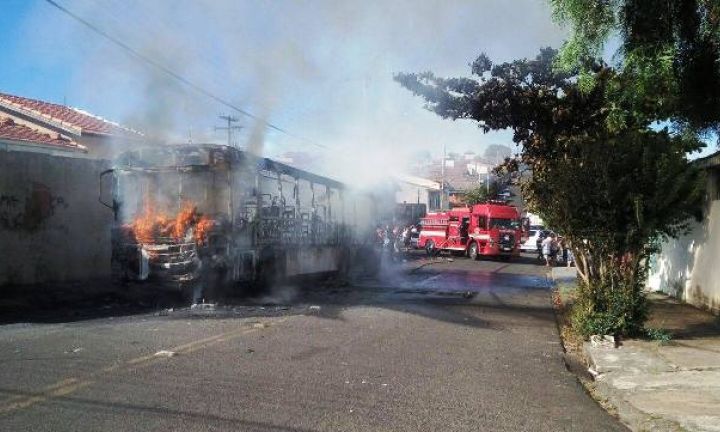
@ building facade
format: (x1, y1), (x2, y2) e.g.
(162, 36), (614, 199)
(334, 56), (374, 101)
(394, 174), (444, 212)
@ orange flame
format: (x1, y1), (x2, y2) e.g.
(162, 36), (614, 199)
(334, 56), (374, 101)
(195, 216), (213, 245)
(129, 199), (212, 245)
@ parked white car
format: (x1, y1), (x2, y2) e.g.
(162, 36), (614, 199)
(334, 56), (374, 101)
(520, 227), (550, 252)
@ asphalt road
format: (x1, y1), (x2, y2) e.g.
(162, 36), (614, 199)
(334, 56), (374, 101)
(0, 255), (626, 431)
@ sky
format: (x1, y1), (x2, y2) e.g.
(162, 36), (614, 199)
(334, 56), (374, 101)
(0, 0), (568, 181)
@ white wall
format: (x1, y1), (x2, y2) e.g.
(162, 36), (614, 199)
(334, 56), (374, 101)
(0, 149), (112, 285)
(648, 171), (720, 314)
(395, 181), (430, 207)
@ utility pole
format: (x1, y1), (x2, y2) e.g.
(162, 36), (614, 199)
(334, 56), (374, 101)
(441, 143), (446, 210)
(215, 114), (243, 147)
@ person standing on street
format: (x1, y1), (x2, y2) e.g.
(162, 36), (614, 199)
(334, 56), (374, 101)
(536, 231), (547, 261)
(541, 234), (555, 267)
(559, 237), (568, 264)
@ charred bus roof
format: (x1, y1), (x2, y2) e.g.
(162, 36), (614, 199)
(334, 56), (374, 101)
(114, 143), (345, 189)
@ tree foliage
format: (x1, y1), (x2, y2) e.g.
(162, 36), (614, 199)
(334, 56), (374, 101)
(551, 0), (720, 135)
(463, 182), (500, 205)
(395, 48), (705, 336)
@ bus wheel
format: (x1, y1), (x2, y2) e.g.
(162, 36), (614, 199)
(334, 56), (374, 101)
(468, 242), (479, 261)
(425, 240), (435, 256)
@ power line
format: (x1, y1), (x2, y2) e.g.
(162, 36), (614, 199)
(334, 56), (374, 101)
(43, 0), (327, 149)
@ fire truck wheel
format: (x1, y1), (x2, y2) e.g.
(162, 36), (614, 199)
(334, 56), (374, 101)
(468, 242), (479, 261)
(425, 240), (435, 256)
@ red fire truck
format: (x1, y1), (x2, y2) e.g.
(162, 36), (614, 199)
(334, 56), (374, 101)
(417, 203), (522, 260)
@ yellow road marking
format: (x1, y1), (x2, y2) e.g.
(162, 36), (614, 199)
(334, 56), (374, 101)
(0, 380), (92, 414)
(0, 378), (81, 407)
(0, 318), (286, 415)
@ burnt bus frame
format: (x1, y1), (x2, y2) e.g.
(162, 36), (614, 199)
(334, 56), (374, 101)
(103, 144), (352, 300)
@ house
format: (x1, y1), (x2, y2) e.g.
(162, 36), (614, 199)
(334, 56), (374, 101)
(0, 92), (144, 158)
(0, 116), (86, 156)
(647, 150), (720, 314)
(0, 91), (143, 286)
(415, 156), (493, 208)
(394, 174), (444, 211)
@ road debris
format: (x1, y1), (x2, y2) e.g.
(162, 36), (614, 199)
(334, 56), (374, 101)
(587, 367), (600, 379)
(590, 334), (617, 349)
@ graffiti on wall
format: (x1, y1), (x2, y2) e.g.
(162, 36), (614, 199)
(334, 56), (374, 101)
(0, 183), (68, 231)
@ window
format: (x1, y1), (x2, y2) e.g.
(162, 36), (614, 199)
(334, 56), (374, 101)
(489, 218), (519, 229)
(428, 191), (441, 210)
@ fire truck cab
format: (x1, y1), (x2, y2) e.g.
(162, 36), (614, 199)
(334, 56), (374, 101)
(418, 203), (522, 260)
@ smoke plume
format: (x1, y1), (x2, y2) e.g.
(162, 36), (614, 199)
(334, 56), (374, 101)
(19, 0), (565, 183)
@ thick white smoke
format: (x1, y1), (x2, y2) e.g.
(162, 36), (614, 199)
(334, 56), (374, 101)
(19, 0), (566, 184)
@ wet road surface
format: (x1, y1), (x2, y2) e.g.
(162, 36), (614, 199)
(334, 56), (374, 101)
(0, 255), (626, 431)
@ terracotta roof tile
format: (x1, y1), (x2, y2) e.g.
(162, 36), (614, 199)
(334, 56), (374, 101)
(0, 117), (85, 150)
(0, 92), (141, 138)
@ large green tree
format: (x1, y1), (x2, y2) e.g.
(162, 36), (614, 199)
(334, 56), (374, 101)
(396, 48), (705, 336)
(551, 0), (720, 135)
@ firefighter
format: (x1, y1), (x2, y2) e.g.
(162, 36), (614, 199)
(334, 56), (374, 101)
(460, 218), (469, 241)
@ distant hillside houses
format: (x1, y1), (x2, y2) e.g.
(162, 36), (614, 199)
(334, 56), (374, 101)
(411, 151), (496, 208)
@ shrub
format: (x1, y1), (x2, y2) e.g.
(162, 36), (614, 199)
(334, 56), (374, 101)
(570, 280), (648, 338)
(645, 328), (673, 345)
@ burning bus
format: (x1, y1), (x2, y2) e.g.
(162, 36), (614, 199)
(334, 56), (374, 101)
(100, 144), (381, 301)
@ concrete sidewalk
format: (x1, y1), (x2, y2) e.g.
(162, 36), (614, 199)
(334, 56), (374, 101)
(585, 292), (720, 432)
